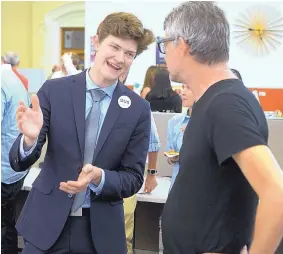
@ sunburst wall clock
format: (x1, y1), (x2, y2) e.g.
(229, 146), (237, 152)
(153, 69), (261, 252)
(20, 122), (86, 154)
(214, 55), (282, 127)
(233, 5), (283, 56)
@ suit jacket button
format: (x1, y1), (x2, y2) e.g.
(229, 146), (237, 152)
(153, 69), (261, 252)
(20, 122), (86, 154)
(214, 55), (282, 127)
(68, 194), (73, 198)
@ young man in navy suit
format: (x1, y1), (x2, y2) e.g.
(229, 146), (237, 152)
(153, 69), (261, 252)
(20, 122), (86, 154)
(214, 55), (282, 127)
(10, 12), (154, 254)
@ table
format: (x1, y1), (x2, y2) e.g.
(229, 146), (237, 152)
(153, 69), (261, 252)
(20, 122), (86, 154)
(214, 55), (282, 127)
(19, 169), (283, 254)
(136, 177), (170, 203)
(134, 177), (171, 253)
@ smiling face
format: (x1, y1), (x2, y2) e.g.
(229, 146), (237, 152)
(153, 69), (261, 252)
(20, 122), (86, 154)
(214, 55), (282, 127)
(93, 35), (137, 85)
(90, 12), (155, 86)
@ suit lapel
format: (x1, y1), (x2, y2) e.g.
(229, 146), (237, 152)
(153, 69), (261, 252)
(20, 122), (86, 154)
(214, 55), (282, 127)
(93, 82), (126, 161)
(69, 71), (87, 160)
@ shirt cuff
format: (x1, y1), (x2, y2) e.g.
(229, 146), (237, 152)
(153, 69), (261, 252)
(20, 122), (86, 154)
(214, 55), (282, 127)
(148, 142), (160, 153)
(89, 168), (105, 195)
(19, 135), (37, 159)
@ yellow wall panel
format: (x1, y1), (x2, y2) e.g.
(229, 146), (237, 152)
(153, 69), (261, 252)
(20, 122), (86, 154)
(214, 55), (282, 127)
(1, 1), (32, 67)
(1, 1), (69, 68)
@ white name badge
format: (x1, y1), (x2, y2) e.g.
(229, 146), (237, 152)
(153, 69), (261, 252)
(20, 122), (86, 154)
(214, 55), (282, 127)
(118, 96), (131, 109)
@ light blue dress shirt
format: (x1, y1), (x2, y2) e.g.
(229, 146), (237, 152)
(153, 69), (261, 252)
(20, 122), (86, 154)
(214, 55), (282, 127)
(148, 114), (160, 153)
(20, 70), (117, 208)
(1, 64), (30, 184)
(166, 113), (190, 190)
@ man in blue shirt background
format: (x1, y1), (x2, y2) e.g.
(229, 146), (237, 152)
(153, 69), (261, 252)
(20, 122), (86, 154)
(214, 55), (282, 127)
(1, 63), (30, 254)
(120, 67), (161, 254)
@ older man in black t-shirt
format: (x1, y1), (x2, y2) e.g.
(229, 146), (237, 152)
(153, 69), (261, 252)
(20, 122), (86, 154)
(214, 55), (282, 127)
(158, 2), (283, 254)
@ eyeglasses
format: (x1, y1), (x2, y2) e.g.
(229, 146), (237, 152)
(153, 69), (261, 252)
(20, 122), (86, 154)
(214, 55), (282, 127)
(157, 37), (175, 54)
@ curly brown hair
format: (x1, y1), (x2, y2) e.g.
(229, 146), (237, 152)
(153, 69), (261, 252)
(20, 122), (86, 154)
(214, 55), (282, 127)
(97, 12), (155, 56)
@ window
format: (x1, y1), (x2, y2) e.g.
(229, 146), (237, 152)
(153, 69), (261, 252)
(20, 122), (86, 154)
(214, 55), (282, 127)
(61, 27), (85, 66)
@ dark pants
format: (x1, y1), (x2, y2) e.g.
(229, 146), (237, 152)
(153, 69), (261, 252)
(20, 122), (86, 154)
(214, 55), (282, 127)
(1, 177), (25, 254)
(22, 214), (97, 254)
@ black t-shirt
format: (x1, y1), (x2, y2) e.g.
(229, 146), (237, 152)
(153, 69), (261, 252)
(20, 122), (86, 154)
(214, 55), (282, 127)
(162, 79), (268, 254)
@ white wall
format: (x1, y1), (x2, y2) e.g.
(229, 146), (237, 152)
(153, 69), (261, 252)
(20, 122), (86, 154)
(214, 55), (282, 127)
(44, 2), (85, 77)
(218, 2), (283, 88)
(85, 1), (283, 88)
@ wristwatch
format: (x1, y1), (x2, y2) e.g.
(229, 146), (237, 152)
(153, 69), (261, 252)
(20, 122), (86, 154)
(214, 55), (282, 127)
(147, 169), (158, 176)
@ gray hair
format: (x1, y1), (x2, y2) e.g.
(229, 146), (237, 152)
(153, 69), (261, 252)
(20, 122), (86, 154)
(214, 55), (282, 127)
(3, 52), (20, 66)
(164, 1), (230, 65)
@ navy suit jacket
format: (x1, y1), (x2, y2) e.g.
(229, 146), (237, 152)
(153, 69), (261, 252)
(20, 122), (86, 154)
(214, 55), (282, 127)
(9, 71), (151, 253)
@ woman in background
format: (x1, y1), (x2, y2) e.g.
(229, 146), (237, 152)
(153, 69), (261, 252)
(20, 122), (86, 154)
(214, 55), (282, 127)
(166, 84), (195, 190)
(231, 68), (242, 81)
(146, 68), (182, 113)
(140, 65), (157, 98)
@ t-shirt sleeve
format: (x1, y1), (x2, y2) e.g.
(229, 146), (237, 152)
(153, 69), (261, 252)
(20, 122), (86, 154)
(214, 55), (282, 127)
(206, 93), (267, 166)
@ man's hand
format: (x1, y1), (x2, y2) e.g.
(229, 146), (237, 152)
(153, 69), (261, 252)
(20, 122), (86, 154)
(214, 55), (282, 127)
(144, 175), (158, 193)
(16, 94), (43, 148)
(167, 155), (179, 165)
(61, 53), (73, 66)
(59, 164), (102, 194)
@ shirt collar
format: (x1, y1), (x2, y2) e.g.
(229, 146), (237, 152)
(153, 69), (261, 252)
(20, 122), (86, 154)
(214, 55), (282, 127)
(85, 69), (117, 98)
(1, 64), (11, 70)
(183, 114), (190, 122)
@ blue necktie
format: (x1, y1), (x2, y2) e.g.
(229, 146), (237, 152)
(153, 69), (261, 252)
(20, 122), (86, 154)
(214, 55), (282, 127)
(71, 89), (106, 212)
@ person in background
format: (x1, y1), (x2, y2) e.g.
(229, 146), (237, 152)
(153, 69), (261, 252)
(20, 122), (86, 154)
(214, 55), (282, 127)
(231, 68), (243, 81)
(160, 2), (283, 253)
(51, 52), (81, 79)
(120, 70), (160, 254)
(47, 65), (61, 80)
(1, 63), (30, 254)
(140, 65), (157, 98)
(79, 64), (85, 72)
(174, 88), (182, 95)
(3, 52), (28, 91)
(166, 84), (194, 190)
(119, 70), (129, 85)
(146, 68), (182, 113)
(120, 69), (160, 193)
(123, 113), (160, 254)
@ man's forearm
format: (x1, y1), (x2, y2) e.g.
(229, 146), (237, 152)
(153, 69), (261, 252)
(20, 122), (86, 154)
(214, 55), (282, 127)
(148, 151), (158, 169)
(249, 193), (283, 254)
(23, 136), (37, 151)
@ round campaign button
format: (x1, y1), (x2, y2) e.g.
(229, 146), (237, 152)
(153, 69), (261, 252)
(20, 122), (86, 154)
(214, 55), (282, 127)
(118, 96), (131, 109)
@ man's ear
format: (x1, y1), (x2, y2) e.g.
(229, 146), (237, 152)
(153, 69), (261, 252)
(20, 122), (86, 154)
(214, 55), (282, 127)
(178, 37), (190, 56)
(93, 35), (99, 51)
